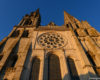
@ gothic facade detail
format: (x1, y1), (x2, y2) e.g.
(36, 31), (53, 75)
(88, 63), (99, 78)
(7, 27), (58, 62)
(37, 32), (66, 49)
(0, 9), (100, 80)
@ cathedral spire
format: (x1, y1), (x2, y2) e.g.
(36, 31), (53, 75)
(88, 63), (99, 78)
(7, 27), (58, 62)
(64, 11), (82, 29)
(36, 8), (39, 14)
(30, 8), (40, 17)
(64, 11), (74, 26)
(18, 9), (41, 27)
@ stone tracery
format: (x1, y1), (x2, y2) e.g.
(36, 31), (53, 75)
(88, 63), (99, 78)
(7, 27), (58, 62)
(38, 32), (66, 49)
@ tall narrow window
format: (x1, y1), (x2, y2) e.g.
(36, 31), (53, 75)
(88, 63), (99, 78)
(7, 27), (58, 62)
(11, 30), (20, 37)
(22, 30), (29, 37)
(66, 24), (69, 28)
(74, 30), (78, 37)
(24, 19), (32, 25)
(84, 29), (89, 35)
(29, 57), (40, 80)
(76, 24), (79, 28)
(67, 57), (80, 80)
(48, 54), (62, 80)
(5, 54), (18, 68)
(10, 55), (18, 67)
(69, 23), (73, 29)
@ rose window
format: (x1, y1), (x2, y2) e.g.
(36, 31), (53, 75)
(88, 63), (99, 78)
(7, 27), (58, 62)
(38, 32), (66, 49)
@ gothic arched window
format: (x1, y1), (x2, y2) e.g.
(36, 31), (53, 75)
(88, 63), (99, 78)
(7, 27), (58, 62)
(22, 30), (29, 37)
(76, 24), (79, 28)
(67, 57), (80, 80)
(24, 19), (32, 26)
(29, 57), (40, 80)
(4, 54), (18, 68)
(10, 55), (18, 67)
(48, 54), (62, 80)
(66, 24), (69, 28)
(69, 22), (73, 29)
(11, 30), (20, 37)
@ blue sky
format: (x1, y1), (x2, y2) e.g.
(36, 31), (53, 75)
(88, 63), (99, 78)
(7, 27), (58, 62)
(0, 0), (100, 41)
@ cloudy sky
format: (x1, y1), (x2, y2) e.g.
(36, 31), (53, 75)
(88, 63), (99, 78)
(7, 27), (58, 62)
(0, 0), (100, 41)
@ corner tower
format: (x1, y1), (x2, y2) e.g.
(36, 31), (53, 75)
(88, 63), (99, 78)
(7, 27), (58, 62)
(0, 9), (100, 80)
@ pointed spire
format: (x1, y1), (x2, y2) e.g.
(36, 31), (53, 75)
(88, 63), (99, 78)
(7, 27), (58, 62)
(30, 8), (40, 17)
(19, 9), (41, 27)
(64, 11), (71, 18)
(64, 11), (83, 29)
(64, 11), (72, 25)
(64, 11), (77, 29)
(36, 8), (39, 14)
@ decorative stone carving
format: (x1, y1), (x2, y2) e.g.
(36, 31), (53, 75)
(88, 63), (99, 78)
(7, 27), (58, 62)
(37, 32), (67, 49)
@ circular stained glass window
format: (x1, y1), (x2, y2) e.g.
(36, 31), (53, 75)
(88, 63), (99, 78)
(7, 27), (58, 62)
(37, 32), (67, 49)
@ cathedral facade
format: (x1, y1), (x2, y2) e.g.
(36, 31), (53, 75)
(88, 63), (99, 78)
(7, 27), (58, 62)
(0, 9), (100, 80)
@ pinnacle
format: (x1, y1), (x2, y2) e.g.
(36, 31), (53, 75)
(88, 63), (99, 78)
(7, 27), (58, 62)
(30, 8), (40, 17)
(64, 11), (71, 17)
(36, 8), (39, 13)
(48, 22), (56, 26)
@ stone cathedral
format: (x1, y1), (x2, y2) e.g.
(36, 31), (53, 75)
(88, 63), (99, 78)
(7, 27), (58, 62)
(0, 9), (100, 80)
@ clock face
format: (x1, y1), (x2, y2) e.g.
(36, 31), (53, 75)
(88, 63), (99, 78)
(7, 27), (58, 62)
(37, 32), (67, 49)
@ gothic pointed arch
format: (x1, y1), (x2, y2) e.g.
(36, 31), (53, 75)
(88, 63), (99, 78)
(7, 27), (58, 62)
(24, 19), (32, 26)
(66, 57), (80, 80)
(22, 30), (29, 37)
(29, 57), (40, 80)
(48, 53), (62, 80)
(10, 30), (20, 37)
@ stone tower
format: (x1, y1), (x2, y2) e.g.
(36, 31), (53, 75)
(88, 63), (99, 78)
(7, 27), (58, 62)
(0, 9), (100, 80)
